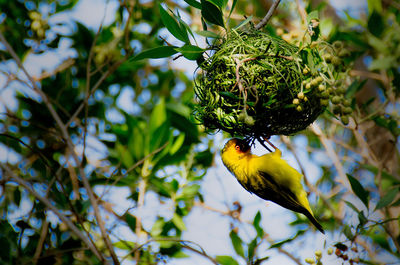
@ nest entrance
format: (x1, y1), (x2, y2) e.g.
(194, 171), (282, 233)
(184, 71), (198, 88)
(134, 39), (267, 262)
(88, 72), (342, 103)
(195, 30), (324, 138)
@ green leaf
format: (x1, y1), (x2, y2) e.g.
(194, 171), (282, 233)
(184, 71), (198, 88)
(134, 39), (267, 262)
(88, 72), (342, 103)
(149, 98), (167, 135)
(159, 4), (189, 43)
(176, 44), (205, 60)
(13, 187), (21, 206)
(229, 0), (238, 18)
(367, 0), (382, 14)
(116, 142), (134, 168)
(346, 79), (367, 98)
(345, 201), (359, 213)
(151, 218), (165, 237)
(229, 230), (245, 258)
(252, 211), (263, 237)
(375, 188), (399, 210)
(343, 225), (354, 240)
(169, 134), (185, 155)
(368, 11), (384, 37)
(358, 210), (368, 226)
(216, 256), (240, 265)
(114, 241), (136, 250)
(195, 30), (221, 38)
(392, 198), (400, 207)
(233, 15), (253, 30)
(125, 213), (137, 232)
(183, 0), (202, 9)
(172, 250), (190, 258)
(372, 115), (400, 137)
(369, 56), (396, 71)
(219, 91), (239, 100)
(201, 0), (225, 27)
(128, 125), (145, 162)
(0, 236), (11, 262)
(131, 46), (178, 61)
(269, 230), (306, 249)
(247, 237), (258, 260)
(307, 10), (319, 24)
(208, 0), (228, 9)
(178, 184), (201, 200)
(172, 213), (187, 231)
(347, 174), (370, 208)
(149, 122), (170, 153)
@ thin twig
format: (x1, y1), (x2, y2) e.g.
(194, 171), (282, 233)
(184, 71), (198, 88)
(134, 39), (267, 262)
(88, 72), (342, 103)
(194, 201), (305, 265)
(99, 142), (168, 201)
(33, 220), (49, 264)
(81, 0), (108, 170)
(310, 123), (351, 191)
(65, 57), (127, 128)
(295, 0), (307, 25)
(1, 164), (104, 261)
(122, 238), (218, 265)
(134, 177), (147, 263)
(0, 31), (120, 264)
(255, 0), (281, 30)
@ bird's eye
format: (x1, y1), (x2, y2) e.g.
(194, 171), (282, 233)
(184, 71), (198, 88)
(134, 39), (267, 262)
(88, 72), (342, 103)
(235, 145), (241, 151)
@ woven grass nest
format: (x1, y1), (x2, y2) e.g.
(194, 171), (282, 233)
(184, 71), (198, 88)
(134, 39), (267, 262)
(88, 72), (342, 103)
(194, 30), (326, 138)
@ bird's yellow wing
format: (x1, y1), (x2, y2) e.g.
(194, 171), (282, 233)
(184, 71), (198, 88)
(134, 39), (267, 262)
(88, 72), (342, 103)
(254, 170), (324, 233)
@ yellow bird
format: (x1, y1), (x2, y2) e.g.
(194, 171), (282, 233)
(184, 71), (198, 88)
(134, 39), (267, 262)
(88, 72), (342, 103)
(221, 138), (324, 234)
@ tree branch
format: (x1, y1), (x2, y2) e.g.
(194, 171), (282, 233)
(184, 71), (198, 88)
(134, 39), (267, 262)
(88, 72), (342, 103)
(0, 31), (120, 265)
(1, 164), (104, 262)
(255, 0), (281, 30)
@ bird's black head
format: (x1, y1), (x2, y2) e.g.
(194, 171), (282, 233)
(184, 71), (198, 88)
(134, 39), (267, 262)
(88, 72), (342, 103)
(222, 138), (251, 154)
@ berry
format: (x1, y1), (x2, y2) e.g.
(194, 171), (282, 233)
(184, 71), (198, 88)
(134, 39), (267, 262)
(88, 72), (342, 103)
(332, 95), (341, 104)
(318, 84), (326, 92)
(341, 115), (349, 125)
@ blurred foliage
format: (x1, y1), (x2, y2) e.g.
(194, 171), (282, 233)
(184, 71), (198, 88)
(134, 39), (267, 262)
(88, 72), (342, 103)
(0, 0), (399, 265)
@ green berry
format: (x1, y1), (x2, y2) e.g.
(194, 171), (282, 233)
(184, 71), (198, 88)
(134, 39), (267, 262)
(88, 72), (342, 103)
(315, 76), (323, 83)
(296, 105), (303, 112)
(333, 41), (343, 50)
(332, 56), (342, 67)
(304, 96), (308, 102)
(315, 250), (322, 260)
(338, 49), (350, 58)
(332, 95), (341, 104)
(337, 87), (346, 95)
(297, 92), (305, 100)
(306, 83), (312, 90)
(318, 84), (326, 92)
(341, 115), (349, 125)
(333, 105), (342, 115)
(311, 79), (319, 87)
(305, 258), (315, 264)
(293, 98), (300, 105)
(320, 91), (330, 99)
(303, 68), (309, 75)
(324, 53), (333, 63)
(245, 116), (255, 126)
(320, 99), (329, 106)
(343, 106), (352, 114)
(327, 248), (333, 255)
(342, 99), (351, 106)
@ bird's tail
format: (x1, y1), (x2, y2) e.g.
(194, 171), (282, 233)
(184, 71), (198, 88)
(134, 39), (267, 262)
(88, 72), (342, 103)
(303, 210), (325, 234)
